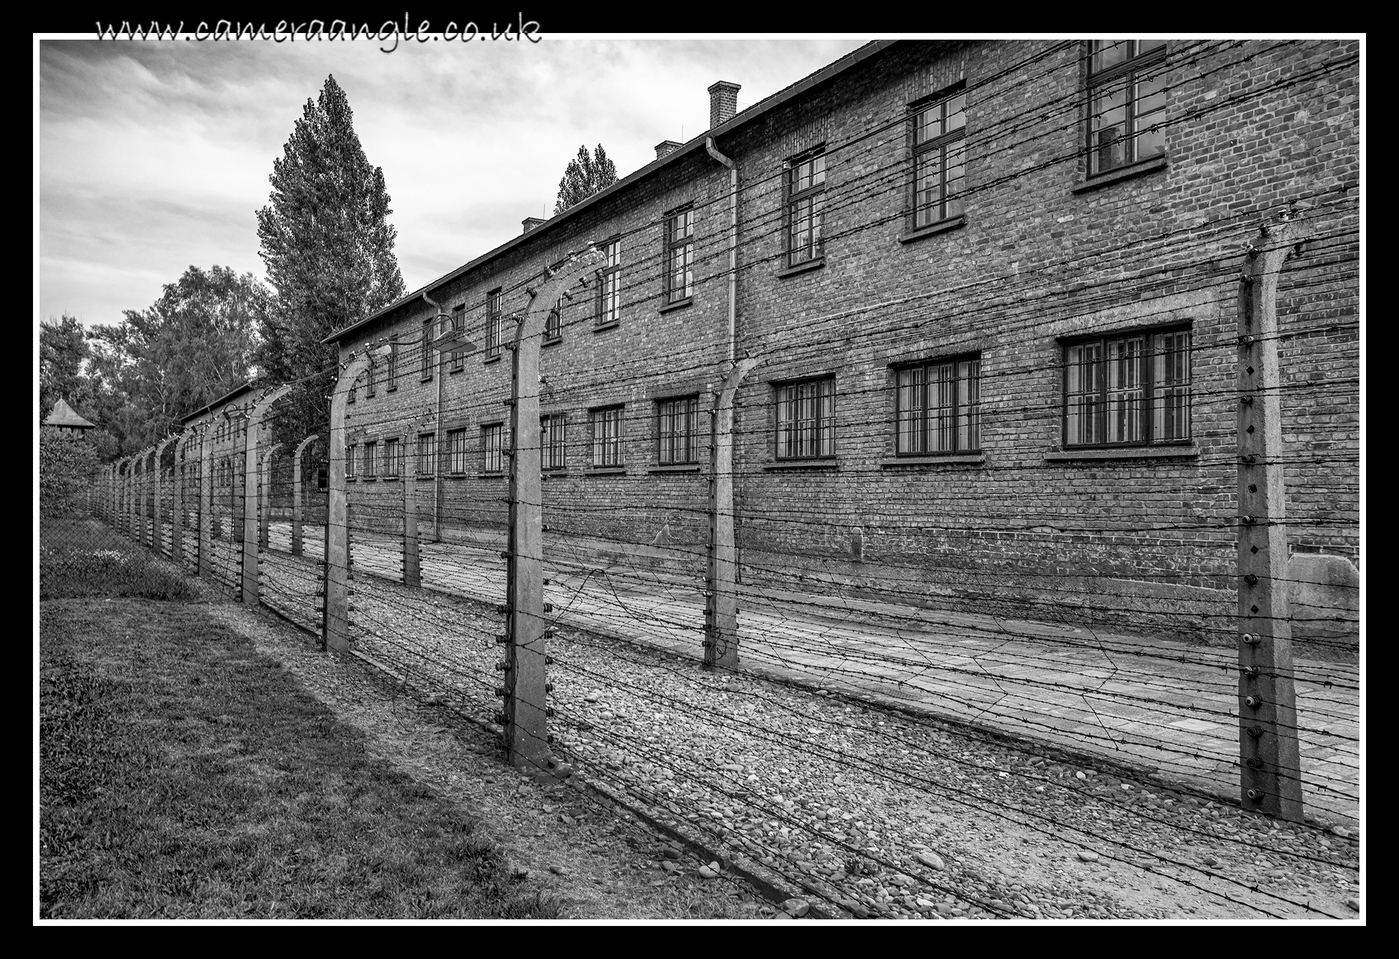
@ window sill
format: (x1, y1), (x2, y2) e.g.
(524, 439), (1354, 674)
(361, 476), (377, 482)
(898, 215), (966, 244)
(659, 297), (693, 314)
(763, 459), (839, 471)
(444, 472), (470, 479)
(648, 464), (701, 474)
(880, 453), (985, 467)
(420, 376), (434, 383)
(586, 467), (628, 476)
(542, 337), (563, 348)
(542, 470), (569, 479)
(382, 476), (400, 482)
(415, 473), (435, 480)
(478, 472), (506, 480)
(777, 257), (825, 279)
(1045, 445), (1200, 463)
(449, 366), (465, 375)
(386, 386), (397, 393)
(1073, 155), (1169, 194)
(483, 354), (502, 365)
(594, 320), (620, 333)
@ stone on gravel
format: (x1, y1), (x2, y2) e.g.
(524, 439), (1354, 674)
(698, 864), (720, 879)
(916, 851), (945, 871)
(1345, 898), (1360, 912)
(782, 897), (811, 917)
(1077, 850), (1099, 862)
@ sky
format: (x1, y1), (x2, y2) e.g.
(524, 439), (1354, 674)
(37, 32), (871, 330)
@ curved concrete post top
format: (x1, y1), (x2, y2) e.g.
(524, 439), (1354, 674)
(293, 433), (320, 461)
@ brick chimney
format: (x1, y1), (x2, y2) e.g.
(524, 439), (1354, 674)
(708, 81), (740, 130)
(522, 216), (546, 233)
(655, 139), (683, 160)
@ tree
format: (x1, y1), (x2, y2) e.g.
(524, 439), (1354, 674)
(256, 75), (406, 445)
(554, 144), (618, 215)
(85, 265), (266, 453)
(39, 314), (92, 419)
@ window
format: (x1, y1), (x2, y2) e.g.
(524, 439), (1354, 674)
(541, 414), (567, 471)
(384, 437), (402, 478)
(421, 318), (435, 381)
(365, 356), (376, 397)
(387, 336), (399, 390)
(416, 432), (436, 475)
(450, 305), (466, 372)
(895, 356), (981, 454)
(911, 87), (966, 228)
(656, 395), (700, 465)
(775, 377), (836, 460)
(1063, 327), (1191, 447)
(347, 381), (356, 404)
(597, 237), (621, 326)
(663, 208), (694, 304)
(346, 443), (357, 479)
(485, 289), (503, 360)
(590, 406), (624, 468)
(786, 150), (826, 266)
(362, 441), (377, 477)
(482, 423), (505, 474)
(1086, 40), (1168, 176)
(446, 428), (468, 474)
(316, 467), (328, 492)
(545, 293), (564, 344)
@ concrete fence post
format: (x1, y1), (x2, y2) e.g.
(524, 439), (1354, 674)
(198, 426), (213, 578)
(292, 434), (319, 557)
(153, 435), (178, 558)
(500, 247), (603, 774)
(172, 429), (194, 569)
(243, 388), (291, 606)
(1237, 210), (1309, 822)
(325, 348), (388, 652)
(144, 447), (156, 549)
(704, 357), (761, 670)
(260, 441), (282, 551)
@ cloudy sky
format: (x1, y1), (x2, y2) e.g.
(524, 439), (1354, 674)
(37, 32), (871, 329)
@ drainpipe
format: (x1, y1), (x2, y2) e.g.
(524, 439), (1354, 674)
(422, 290), (448, 542)
(706, 136), (738, 364)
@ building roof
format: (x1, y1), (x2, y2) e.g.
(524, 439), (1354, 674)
(325, 39), (901, 346)
(44, 397), (95, 429)
(179, 381), (258, 425)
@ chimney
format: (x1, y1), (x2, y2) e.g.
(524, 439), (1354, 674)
(655, 139), (683, 160)
(708, 80), (740, 129)
(522, 216), (546, 234)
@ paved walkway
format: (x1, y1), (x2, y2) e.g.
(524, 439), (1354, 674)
(220, 521), (1362, 827)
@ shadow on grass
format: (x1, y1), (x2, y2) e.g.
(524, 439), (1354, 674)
(39, 598), (562, 920)
(40, 517), (192, 601)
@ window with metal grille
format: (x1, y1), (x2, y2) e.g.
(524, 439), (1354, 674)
(1064, 327), (1191, 447)
(384, 437), (402, 477)
(416, 433), (436, 475)
(365, 356), (375, 397)
(482, 423), (504, 474)
(450, 305), (466, 371)
(485, 289), (503, 360)
(787, 150), (826, 266)
(895, 356), (981, 454)
(1087, 40), (1168, 176)
(775, 377), (836, 460)
(591, 405), (624, 467)
(386, 337), (399, 390)
(422, 317), (434, 380)
(663, 208), (694, 304)
(656, 395), (699, 465)
(911, 87), (966, 228)
(541, 414), (567, 471)
(545, 293), (564, 343)
(597, 236), (621, 326)
(362, 441), (377, 477)
(446, 428), (468, 474)
(346, 444), (356, 478)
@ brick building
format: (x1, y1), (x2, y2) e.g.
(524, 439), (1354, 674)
(326, 39), (1361, 645)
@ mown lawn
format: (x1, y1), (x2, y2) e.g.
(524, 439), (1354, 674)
(38, 519), (560, 920)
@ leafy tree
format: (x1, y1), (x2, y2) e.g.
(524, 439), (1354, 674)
(256, 74), (406, 445)
(554, 144), (618, 215)
(39, 314), (93, 419)
(86, 265), (266, 453)
(39, 426), (100, 519)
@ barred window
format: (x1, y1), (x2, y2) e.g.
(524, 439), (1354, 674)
(365, 356), (375, 397)
(482, 423), (505, 474)
(387, 336), (399, 390)
(597, 236), (621, 327)
(346, 444), (356, 478)
(591, 405), (624, 468)
(485, 289), (503, 360)
(541, 414), (567, 471)
(656, 395), (699, 465)
(446, 428), (468, 474)
(1064, 327), (1191, 447)
(775, 377), (836, 460)
(1087, 40), (1168, 176)
(663, 208), (694, 304)
(384, 437), (402, 477)
(416, 432), (436, 475)
(787, 151), (826, 266)
(421, 318), (434, 380)
(450, 305), (466, 372)
(911, 88), (966, 228)
(895, 356), (981, 454)
(362, 440), (377, 477)
(545, 293), (564, 344)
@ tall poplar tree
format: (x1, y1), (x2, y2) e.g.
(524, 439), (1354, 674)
(554, 144), (618, 215)
(256, 75), (406, 443)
